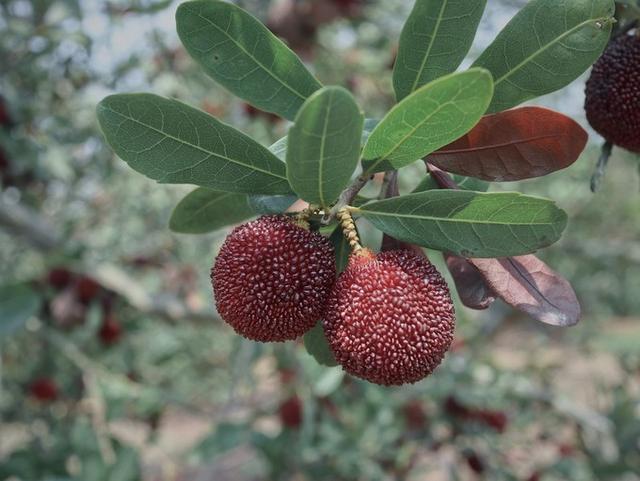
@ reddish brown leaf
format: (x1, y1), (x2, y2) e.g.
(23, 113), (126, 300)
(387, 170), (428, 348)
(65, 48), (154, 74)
(445, 255), (496, 310)
(469, 255), (580, 326)
(429, 107), (588, 181)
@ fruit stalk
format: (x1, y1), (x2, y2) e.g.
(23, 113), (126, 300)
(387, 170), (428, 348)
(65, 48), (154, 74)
(337, 207), (363, 252)
(323, 174), (371, 224)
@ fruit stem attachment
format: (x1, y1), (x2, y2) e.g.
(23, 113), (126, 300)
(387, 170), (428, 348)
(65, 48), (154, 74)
(337, 207), (363, 252)
(591, 141), (613, 192)
(322, 175), (372, 225)
(295, 207), (316, 229)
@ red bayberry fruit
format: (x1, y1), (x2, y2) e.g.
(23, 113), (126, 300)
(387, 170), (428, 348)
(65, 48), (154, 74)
(74, 276), (102, 304)
(323, 249), (455, 385)
(47, 267), (74, 290)
(29, 378), (58, 402)
(403, 400), (428, 429)
(212, 215), (335, 342)
(98, 316), (122, 345)
(477, 409), (508, 433)
(278, 395), (303, 428)
(0, 95), (11, 128)
(585, 33), (640, 153)
(464, 450), (485, 474)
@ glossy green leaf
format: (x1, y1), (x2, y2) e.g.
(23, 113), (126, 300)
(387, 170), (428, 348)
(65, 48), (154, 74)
(287, 87), (364, 207)
(329, 226), (351, 273)
(413, 173), (489, 193)
(247, 194), (297, 214)
(169, 188), (254, 234)
(97, 94), (292, 195)
(176, 0), (322, 121)
(0, 284), (40, 338)
(357, 190), (567, 258)
(393, 0), (487, 101)
(362, 69), (493, 174)
(303, 322), (338, 367)
(473, 0), (615, 113)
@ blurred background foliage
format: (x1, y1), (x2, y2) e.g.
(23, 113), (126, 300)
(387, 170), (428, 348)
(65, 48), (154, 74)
(1, 0), (639, 480)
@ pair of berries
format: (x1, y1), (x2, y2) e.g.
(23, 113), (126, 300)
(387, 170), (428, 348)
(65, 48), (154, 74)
(211, 215), (455, 385)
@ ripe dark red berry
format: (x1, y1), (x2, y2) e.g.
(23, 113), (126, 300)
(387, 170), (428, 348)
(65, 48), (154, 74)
(403, 400), (428, 429)
(464, 450), (485, 474)
(212, 215), (335, 342)
(29, 378), (58, 402)
(74, 276), (102, 304)
(323, 249), (455, 385)
(278, 395), (303, 428)
(47, 267), (74, 290)
(585, 33), (640, 153)
(477, 409), (508, 433)
(99, 316), (122, 345)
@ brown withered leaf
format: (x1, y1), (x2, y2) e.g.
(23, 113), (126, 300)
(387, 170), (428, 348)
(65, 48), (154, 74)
(428, 106), (588, 181)
(445, 255), (496, 310)
(469, 255), (581, 326)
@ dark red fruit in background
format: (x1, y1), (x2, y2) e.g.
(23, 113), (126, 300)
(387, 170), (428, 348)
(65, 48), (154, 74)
(75, 276), (102, 304)
(444, 396), (508, 433)
(477, 409), (508, 433)
(0, 95), (12, 128)
(403, 400), (428, 430)
(212, 215), (336, 342)
(323, 249), (455, 385)
(464, 450), (485, 474)
(243, 103), (281, 124)
(47, 267), (75, 290)
(585, 33), (640, 153)
(29, 378), (58, 402)
(278, 395), (303, 428)
(444, 395), (471, 417)
(98, 316), (122, 345)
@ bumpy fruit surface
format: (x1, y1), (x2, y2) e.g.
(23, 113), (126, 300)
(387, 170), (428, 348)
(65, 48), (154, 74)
(585, 33), (640, 153)
(212, 215), (335, 342)
(323, 249), (455, 385)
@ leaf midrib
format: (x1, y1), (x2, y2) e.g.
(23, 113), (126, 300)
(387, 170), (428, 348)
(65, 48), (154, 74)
(361, 205), (560, 226)
(317, 90), (334, 208)
(364, 72), (486, 174)
(185, 4), (313, 102)
(100, 104), (287, 181)
(492, 16), (607, 86)
(432, 133), (562, 155)
(408, 0), (449, 95)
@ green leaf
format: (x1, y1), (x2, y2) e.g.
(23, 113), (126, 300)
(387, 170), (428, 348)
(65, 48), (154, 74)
(329, 227), (351, 273)
(176, 0), (322, 121)
(287, 87), (364, 207)
(169, 188), (254, 234)
(303, 322), (338, 367)
(247, 194), (297, 214)
(412, 173), (489, 193)
(362, 69), (493, 174)
(97, 93), (292, 195)
(393, 0), (487, 101)
(357, 190), (567, 258)
(473, 0), (614, 113)
(0, 284), (40, 339)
